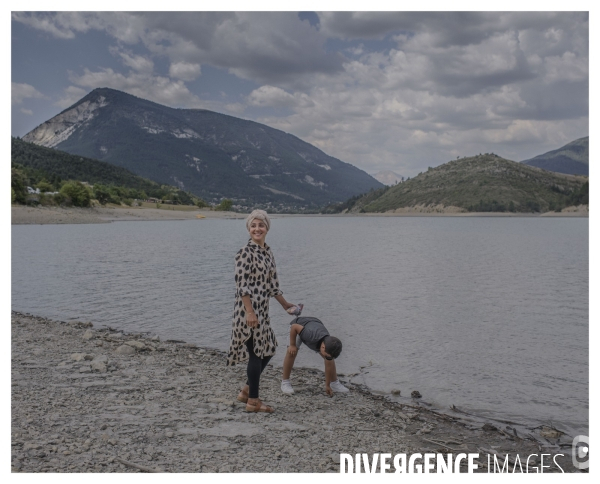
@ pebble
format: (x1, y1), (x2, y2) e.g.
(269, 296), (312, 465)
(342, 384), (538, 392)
(11, 311), (576, 473)
(82, 329), (95, 340)
(114, 345), (136, 356)
(125, 340), (146, 350)
(90, 361), (107, 373)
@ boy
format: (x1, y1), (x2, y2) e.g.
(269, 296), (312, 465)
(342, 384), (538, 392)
(281, 316), (349, 396)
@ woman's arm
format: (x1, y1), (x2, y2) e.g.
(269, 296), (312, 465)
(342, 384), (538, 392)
(235, 249), (258, 328)
(274, 294), (294, 311)
(241, 295), (258, 328)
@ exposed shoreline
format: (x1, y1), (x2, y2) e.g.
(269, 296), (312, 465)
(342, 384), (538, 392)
(11, 204), (588, 225)
(12, 311), (581, 473)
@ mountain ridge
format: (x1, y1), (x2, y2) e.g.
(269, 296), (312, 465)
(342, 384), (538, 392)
(324, 153), (588, 214)
(23, 88), (383, 211)
(521, 136), (588, 175)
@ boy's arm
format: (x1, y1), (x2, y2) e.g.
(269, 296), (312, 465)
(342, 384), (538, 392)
(324, 362), (333, 396)
(287, 324), (303, 355)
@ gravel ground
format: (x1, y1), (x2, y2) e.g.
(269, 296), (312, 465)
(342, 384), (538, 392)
(11, 312), (581, 473)
(11, 205), (245, 225)
(11, 205), (587, 226)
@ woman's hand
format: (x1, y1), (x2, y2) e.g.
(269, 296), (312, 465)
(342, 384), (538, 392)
(274, 295), (294, 311)
(287, 345), (298, 357)
(246, 311), (259, 328)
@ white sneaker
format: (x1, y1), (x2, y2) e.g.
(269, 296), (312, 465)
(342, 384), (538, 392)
(330, 380), (350, 393)
(281, 380), (294, 394)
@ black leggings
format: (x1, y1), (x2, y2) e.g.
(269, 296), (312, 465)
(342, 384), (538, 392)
(245, 336), (272, 399)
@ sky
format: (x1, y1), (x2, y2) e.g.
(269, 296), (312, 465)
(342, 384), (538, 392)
(11, 10), (589, 177)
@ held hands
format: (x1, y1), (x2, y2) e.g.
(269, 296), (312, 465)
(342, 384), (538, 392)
(246, 311), (259, 328)
(287, 345), (298, 357)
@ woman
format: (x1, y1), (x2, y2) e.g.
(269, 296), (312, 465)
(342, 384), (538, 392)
(227, 209), (295, 413)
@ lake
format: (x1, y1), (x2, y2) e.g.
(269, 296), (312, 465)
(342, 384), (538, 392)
(11, 215), (588, 436)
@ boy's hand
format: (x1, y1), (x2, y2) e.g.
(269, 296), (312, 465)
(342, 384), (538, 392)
(325, 385), (333, 397)
(287, 345), (297, 356)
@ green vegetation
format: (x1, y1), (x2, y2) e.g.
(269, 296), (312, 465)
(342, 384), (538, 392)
(11, 168), (28, 204)
(325, 154), (589, 214)
(11, 137), (207, 207)
(215, 199), (233, 211)
(60, 181), (91, 207)
(321, 186), (391, 214)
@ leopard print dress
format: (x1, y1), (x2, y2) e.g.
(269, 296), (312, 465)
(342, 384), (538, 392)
(227, 239), (282, 366)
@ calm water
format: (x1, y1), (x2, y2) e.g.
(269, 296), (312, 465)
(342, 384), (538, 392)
(11, 216), (588, 435)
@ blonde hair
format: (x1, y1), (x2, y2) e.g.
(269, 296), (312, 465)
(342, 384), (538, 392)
(245, 209), (271, 232)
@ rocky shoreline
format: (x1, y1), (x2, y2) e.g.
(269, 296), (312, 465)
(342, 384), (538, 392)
(11, 312), (582, 473)
(11, 205), (588, 226)
(11, 205), (246, 225)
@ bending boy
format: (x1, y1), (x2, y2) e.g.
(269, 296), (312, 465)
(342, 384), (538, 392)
(281, 316), (349, 396)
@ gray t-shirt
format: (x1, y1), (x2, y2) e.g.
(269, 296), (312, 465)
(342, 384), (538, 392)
(291, 316), (329, 352)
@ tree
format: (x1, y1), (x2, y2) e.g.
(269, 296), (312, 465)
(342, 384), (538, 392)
(60, 181), (91, 207)
(215, 199), (233, 211)
(93, 184), (111, 205)
(11, 168), (27, 204)
(36, 180), (54, 193)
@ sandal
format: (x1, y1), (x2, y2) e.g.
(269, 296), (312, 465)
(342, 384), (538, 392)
(245, 398), (274, 413)
(237, 388), (249, 403)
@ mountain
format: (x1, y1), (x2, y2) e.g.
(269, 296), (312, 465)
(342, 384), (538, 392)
(22, 88), (383, 210)
(371, 170), (404, 186)
(324, 153), (588, 213)
(11, 137), (203, 205)
(522, 137), (588, 175)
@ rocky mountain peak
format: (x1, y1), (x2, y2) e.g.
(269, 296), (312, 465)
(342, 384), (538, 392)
(22, 88), (383, 209)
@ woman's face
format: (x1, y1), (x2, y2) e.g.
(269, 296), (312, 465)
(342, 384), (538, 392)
(248, 219), (268, 245)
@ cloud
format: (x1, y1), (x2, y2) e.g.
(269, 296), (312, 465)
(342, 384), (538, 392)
(20, 108), (33, 115)
(169, 62), (201, 81)
(55, 86), (88, 109)
(13, 12), (344, 87)
(223, 103), (246, 115)
(318, 12), (416, 39)
(68, 67), (207, 109)
(12, 12), (588, 176)
(110, 47), (154, 74)
(11, 12), (111, 40)
(12, 82), (44, 104)
(247, 86), (314, 109)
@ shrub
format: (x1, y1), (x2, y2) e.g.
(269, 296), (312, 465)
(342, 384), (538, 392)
(11, 168), (27, 204)
(123, 198), (133, 206)
(93, 184), (111, 205)
(53, 193), (68, 206)
(36, 180), (54, 193)
(39, 193), (56, 206)
(215, 199), (233, 211)
(60, 181), (91, 207)
(25, 195), (40, 206)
